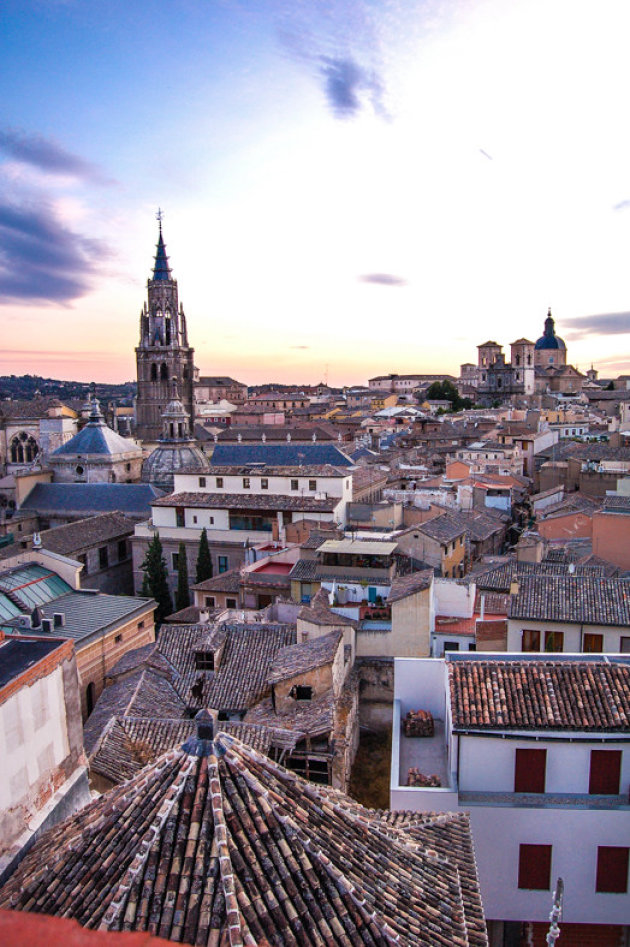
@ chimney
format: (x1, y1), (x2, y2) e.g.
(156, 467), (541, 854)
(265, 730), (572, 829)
(509, 580), (519, 597)
(195, 709), (214, 741)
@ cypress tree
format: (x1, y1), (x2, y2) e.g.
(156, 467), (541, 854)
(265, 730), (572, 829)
(140, 533), (173, 625)
(175, 541), (190, 611)
(196, 527), (213, 583)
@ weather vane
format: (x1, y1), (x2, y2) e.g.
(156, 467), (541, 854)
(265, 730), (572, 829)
(156, 207), (164, 230)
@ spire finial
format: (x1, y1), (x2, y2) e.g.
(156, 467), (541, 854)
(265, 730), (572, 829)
(156, 207), (164, 233)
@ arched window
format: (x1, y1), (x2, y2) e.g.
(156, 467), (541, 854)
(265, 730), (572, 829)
(10, 432), (38, 463)
(150, 363), (158, 382)
(183, 364), (189, 379)
(160, 363), (169, 381)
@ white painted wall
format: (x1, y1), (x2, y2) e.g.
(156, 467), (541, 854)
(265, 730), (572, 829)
(506, 620), (629, 653)
(0, 665), (69, 816)
(174, 471), (348, 498)
(434, 578), (476, 618)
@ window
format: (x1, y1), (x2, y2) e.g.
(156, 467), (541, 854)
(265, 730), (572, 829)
(596, 847), (629, 893)
(226, 597), (237, 608)
(621, 637), (630, 653)
(544, 630), (564, 652)
(260, 477), (268, 489)
(583, 633), (603, 653)
(309, 479), (316, 491)
(216, 477), (224, 488)
(205, 596), (215, 607)
(218, 556), (228, 573)
(589, 750), (621, 795)
(291, 685), (313, 701)
(515, 748), (546, 793)
(114, 634), (122, 644)
(522, 629), (541, 652)
(443, 641), (460, 652)
(118, 539), (128, 561)
(193, 515), (197, 524)
(98, 546), (109, 569)
(518, 844), (552, 890)
(209, 516), (214, 524)
(195, 651), (214, 670)
(291, 479), (299, 491)
(176, 507), (185, 527)
(86, 682), (96, 716)
(138, 620), (145, 629)
(172, 552), (179, 570)
(199, 476), (206, 487)
(242, 477), (250, 488)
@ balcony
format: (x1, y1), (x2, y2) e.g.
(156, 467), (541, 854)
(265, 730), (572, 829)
(458, 791), (630, 810)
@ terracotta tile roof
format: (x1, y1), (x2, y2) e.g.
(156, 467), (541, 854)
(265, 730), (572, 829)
(38, 511), (136, 556)
(602, 495), (630, 514)
(158, 622), (296, 711)
(89, 716), (279, 785)
(191, 568), (242, 593)
(198, 463), (348, 477)
(297, 588), (356, 626)
(152, 491), (340, 512)
(300, 527), (344, 549)
(267, 629), (342, 684)
(469, 558), (606, 592)
(475, 619), (508, 642)
(0, 732), (486, 946)
(388, 569), (433, 603)
(417, 512), (468, 543)
(245, 690), (333, 737)
(509, 575), (630, 626)
(163, 604), (206, 624)
(448, 659), (630, 731)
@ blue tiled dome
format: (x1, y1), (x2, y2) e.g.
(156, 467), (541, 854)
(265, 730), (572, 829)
(535, 309), (565, 351)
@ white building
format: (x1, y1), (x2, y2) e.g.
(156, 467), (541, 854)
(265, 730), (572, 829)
(391, 653), (630, 944)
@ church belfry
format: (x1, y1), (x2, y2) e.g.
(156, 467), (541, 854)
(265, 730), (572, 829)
(135, 215), (195, 442)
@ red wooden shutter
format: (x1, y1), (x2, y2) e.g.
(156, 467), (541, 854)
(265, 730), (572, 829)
(518, 844), (552, 890)
(589, 750), (621, 795)
(596, 847), (629, 893)
(515, 748), (547, 793)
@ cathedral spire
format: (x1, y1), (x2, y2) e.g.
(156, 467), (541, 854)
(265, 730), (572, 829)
(152, 210), (172, 281)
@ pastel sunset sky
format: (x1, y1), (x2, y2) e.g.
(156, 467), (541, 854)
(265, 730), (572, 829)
(2, 0), (630, 386)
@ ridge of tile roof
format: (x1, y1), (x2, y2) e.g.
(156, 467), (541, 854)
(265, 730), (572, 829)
(0, 733), (487, 946)
(449, 659), (630, 731)
(267, 629), (342, 684)
(387, 569), (433, 603)
(509, 574), (630, 625)
(152, 491), (340, 512)
(297, 588), (357, 626)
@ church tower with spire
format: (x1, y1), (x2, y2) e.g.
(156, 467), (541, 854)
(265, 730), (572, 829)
(135, 215), (195, 443)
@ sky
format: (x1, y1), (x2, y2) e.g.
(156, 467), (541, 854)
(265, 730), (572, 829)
(1, 0), (630, 387)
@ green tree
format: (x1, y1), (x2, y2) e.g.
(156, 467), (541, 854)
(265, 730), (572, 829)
(424, 379), (471, 411)
(175, 542), (190, 611)
(196, 527), (213, 583)
(140, 533), (173, 625)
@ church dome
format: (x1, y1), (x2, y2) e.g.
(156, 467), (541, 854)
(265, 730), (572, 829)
(141, 378), (207, 492)
(535, 309), (566, 351)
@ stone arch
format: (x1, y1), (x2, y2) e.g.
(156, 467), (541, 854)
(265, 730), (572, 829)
(160, 363), (169, 382)
(150, 363), (158, 382)
(10, 432), (39, 464)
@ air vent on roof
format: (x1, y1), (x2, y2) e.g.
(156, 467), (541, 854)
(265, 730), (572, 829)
(53, 613), (65, 628)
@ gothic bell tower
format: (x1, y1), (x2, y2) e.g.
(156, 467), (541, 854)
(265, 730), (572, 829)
(135, 214), (195, 443)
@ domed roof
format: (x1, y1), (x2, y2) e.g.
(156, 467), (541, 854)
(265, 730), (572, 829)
(141, 378), (207, 491)
(535, 309), (566, 351)
(51, 398), (140, 458)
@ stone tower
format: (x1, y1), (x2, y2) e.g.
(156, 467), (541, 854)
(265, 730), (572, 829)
(135, 219), (195, 443)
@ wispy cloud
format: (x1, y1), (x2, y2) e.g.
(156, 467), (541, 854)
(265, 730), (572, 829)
(319, 56), (386, 119)
(0, 127), (112, 184)
(613, 199), (630, 211)
(290, 344), (310, 349)
(563, 312), (630, 340)
(0, 199), (110, 304)
(359, 272), (407, 286)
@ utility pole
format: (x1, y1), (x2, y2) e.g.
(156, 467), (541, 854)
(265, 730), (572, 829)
(545, 877), (564, 946)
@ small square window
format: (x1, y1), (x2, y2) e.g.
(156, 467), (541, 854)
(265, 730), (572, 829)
(261, 478), (268, 489)
(291, 479), (299, 490)
(309, 480), (316, 491)
(218, 556), (228, 573)
(243, 477), (250, 488)
(199, 476), (206, 487)
(114, 633), (122, 644)
(544, 631), (564, 652)
(216, 477), (224, 488)
(172, 552), (179, 570)
(117, 539), (128, 561)
(193, 515), (198, 524)
(205, 596), (215, 607)
(226, 597), (237, 608)
(99, 546), (108, 569)
(138, 620), (144, 629)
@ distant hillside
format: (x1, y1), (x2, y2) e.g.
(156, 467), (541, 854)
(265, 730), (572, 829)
(0, 375), (137, 405)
